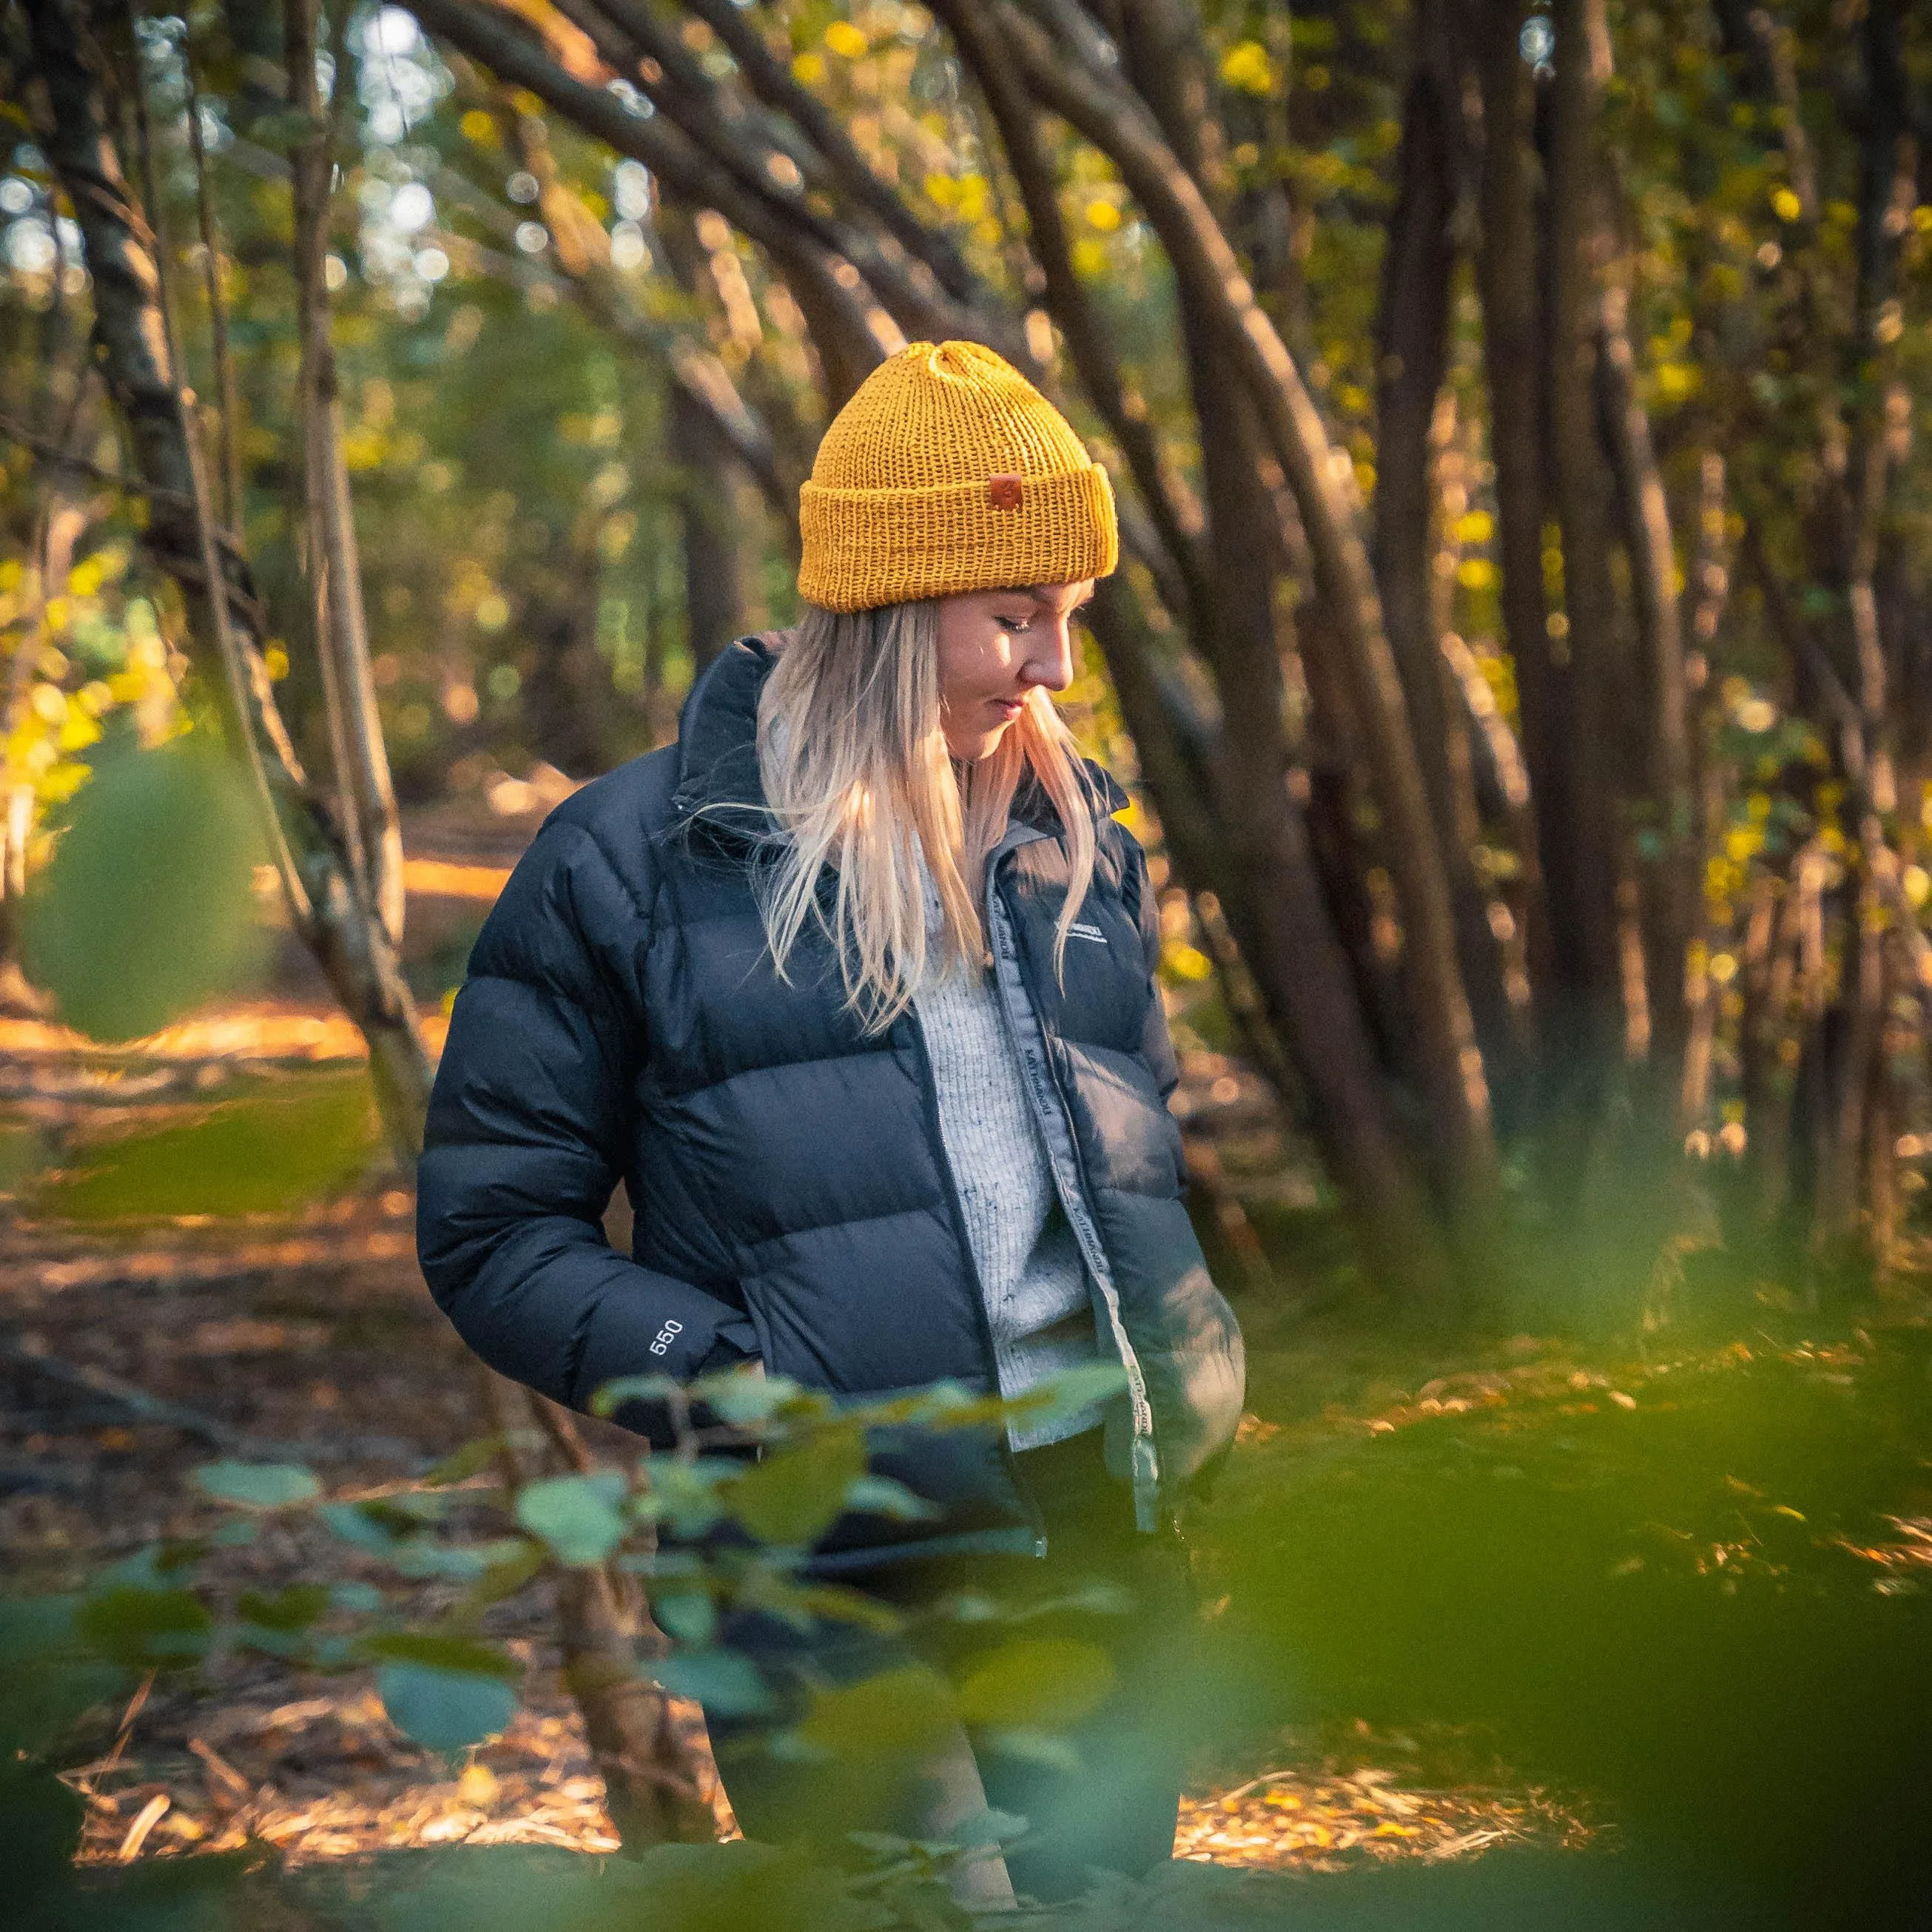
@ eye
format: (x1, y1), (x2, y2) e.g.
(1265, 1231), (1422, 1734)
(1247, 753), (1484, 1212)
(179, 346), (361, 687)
(996, 613), (1032, 634)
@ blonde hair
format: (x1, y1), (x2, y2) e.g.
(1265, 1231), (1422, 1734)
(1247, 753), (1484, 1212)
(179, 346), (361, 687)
(755, 600), (1099, 1031)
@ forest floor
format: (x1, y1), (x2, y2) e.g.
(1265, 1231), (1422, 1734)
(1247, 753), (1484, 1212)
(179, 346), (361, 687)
(4, 810), (1928, 1922)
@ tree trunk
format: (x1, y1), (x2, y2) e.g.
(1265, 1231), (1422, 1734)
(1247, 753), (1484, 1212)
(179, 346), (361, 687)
(1543, 0), (1626, 1100)
(1373, 3), (1512, 1073)
(1598, 275), (1694, 1063)
(287, 0), (407, 950)
(486, 1376), (714, 1848)
(524, 522), (620, 777)
(998, 2), (1501, 1233)
(670, 374), (747, 678)
(1472, 0), (1558, 1010)
(27, 0), (431, 1160)
(1086, 582), (1455, 1299)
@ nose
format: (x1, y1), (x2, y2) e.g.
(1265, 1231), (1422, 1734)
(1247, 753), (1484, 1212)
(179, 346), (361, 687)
(1019, 616), (1076, 694)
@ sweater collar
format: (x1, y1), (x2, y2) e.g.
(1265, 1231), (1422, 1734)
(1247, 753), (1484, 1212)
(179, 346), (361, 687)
(670, 633), (1129, 832)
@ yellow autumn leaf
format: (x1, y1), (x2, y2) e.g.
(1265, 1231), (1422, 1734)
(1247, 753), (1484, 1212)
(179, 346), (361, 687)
(1220, 39), (1275, 95)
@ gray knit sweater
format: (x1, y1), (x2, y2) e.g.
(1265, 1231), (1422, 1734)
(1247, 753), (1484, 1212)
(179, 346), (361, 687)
(916, 874), (1104, 1451)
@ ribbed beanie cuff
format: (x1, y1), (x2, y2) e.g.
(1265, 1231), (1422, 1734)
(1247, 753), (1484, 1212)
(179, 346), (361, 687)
(796, 341), (1120, 613)
(799, 462), (1117, 612)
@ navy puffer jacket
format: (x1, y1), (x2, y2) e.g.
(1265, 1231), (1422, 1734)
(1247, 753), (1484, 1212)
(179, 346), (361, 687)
(417, 639), (1244, 1563)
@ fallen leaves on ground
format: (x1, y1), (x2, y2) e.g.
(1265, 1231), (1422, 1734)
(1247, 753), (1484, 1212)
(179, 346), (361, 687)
(1173, 1762), (1595, 1873)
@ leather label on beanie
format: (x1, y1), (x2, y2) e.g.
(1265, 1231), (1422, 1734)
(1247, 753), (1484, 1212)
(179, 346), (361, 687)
(986, 473), (1023, 510)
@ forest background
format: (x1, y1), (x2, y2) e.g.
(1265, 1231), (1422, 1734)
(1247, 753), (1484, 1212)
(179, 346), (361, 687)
(1, 1), (1931, 1928)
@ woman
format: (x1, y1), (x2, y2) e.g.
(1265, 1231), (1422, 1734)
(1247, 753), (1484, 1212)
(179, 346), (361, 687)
(418, 341), (1245, 1903)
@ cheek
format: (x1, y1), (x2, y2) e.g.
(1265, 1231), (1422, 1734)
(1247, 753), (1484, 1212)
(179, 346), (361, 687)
(939, 629), (1008, 703)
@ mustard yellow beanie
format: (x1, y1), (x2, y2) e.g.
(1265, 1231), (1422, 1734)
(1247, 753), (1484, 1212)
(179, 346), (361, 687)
(797, 340), (1119, 613)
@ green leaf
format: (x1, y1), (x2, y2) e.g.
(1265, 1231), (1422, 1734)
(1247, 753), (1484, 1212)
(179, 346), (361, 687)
(955, 1638), (1116, 1731)
(842, 1474), (939, 1521)
(589, 1373), (677, 1418)
(639, 1456), (739, 1539)
(19, 741), (267, 1042)
(650, 1587), (716, 1647)
(0, 1596), (131, 1755)
(690, 1367), (809, 1426)
(423, 1434), (528, 1487)
(390, 1542), (494, 1581)
(320, 1501), (403, 1553)
(234, 1622), (309, 1660)
(516, 1472), (627, 1566)
(376, 1663), (516, 1753)
(725, 1426), (866, 1547)
(793, 1663), (959, 1760)
(192, 1461), (322, 1509)
(74, 1586), (212, 1671)
(653, 1649), (773, 1714)
(381, 1490), (454, 1523)
(1011, 1360), (1128, 1421)
(977, 1726), (1083, 1773)
(235, 1584), (330, 1632)
(449, 1541), (547, 1623)
(36, 1074), (378, 1222)
(362, 1632), (519, 1679)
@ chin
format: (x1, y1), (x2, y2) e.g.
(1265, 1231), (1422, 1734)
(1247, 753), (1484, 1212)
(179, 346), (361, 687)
(950, 725), (1009, 764)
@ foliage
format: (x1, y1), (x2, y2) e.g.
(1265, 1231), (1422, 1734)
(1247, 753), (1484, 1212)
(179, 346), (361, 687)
(27, 1070), (381, 1220)
(18, 739), (267, 1040)
(3, 1359), (1134, 1922)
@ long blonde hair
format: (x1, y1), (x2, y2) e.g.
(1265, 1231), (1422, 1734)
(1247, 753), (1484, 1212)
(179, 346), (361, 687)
(755, 600), (1098, 1031)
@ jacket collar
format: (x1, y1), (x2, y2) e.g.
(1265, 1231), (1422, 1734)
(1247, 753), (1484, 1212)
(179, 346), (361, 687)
(670, 633), (1129, 834)
(670, 636), (776, 829)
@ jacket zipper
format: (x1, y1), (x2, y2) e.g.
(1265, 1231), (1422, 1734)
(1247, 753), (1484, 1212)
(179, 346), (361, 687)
(902, 1006), (1049, 1560)
(983, 837), (1162, 1533)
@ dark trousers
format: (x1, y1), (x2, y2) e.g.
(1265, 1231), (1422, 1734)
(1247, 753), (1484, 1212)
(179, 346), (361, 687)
(698, 1428), (1194, 1905)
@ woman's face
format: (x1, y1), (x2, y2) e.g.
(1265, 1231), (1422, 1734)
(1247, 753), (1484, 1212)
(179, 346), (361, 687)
(934, 580), (1094, 763)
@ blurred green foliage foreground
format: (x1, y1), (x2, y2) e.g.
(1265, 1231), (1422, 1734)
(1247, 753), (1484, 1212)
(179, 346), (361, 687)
(6, 1267), (1930, 1929)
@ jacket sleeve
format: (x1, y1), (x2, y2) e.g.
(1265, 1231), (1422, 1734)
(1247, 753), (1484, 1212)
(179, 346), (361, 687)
(416, 816), (756, 1413)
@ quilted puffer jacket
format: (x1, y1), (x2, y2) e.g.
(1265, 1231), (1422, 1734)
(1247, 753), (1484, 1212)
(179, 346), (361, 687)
(417, 639), (1244, 1565)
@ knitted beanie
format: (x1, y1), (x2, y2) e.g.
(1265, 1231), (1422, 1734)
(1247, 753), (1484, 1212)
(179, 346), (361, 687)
(797, 340), (1119, 612)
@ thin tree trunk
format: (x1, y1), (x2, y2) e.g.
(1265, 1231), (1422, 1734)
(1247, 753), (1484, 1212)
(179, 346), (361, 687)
(485, 1376), (714, 1848)
(1544, 0), (1626, 1066)
(1473, 0), (1558, 1006)
(1373, 4), (1512, 1072)
(1598, 275), (1694, 1063)
(287, 0), (405, 949)
(409, 0), (886, 410)
(525, 519), (620, 777)
(927, 0), (1209, 639)
(670, 382), (747, 678)
(447, 69), (798, 533)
